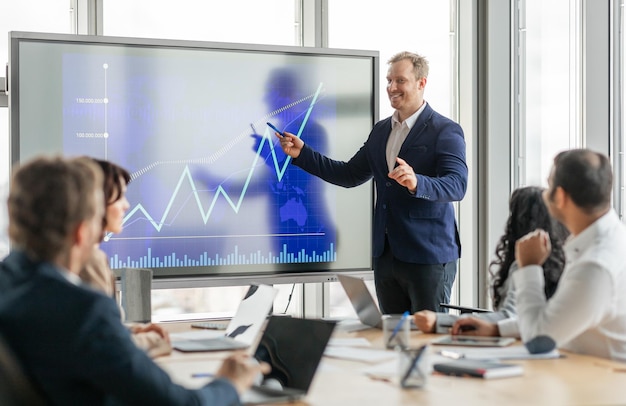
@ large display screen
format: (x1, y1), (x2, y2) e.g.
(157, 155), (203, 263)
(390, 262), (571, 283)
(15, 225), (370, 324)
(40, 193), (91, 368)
(9, 32), (377, 278)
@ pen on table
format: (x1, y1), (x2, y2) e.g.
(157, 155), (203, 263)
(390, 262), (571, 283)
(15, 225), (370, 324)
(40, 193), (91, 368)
(387, 310), (410, 347)
(368, 375), (392, 383)
(266, 122), (285, 137)
(191, 372), (215, 378)
(401, 345), (427, 387)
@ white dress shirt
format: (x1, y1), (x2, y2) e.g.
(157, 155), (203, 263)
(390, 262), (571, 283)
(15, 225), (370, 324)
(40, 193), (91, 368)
(386, 102), (426, 172)
(58, 267), (82, 286)
(513, 210), (626, 361)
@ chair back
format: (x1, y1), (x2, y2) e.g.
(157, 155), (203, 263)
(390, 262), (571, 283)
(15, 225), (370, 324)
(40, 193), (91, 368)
(0, 334), (46, 405)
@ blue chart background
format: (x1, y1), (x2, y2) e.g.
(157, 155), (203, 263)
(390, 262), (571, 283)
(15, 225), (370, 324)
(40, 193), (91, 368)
(61, 50), (339, 274)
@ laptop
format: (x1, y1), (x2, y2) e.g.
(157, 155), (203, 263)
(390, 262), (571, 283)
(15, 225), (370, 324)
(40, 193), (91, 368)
(241, 316), (337, 405)
(336, 274), (418, 330)
(173, 285), (277, 352)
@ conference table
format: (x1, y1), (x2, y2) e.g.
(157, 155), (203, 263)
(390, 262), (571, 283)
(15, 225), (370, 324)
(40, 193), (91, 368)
(157, 321), (626, 405)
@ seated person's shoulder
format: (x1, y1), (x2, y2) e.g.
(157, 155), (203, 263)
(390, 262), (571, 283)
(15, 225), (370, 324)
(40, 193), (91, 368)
(79, 247), (115, 296)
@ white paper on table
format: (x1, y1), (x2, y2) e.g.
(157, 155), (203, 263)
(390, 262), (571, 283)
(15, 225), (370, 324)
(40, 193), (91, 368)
(328, 337), (371, 347)
(362, 359), (398, 380)
(324, 346), (397, 363)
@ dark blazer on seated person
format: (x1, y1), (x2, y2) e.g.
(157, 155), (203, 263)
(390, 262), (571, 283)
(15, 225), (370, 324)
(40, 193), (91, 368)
(0, 250), (239, 406)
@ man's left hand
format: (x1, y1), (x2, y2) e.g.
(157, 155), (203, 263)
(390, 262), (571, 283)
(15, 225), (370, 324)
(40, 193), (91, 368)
(515, 229), (551, 268)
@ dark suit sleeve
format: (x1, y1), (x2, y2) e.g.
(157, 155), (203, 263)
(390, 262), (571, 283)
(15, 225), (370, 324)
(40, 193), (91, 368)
(413, 121), (467, 202)
(292, 142), (373, 188)
(75, 298), (240, 406)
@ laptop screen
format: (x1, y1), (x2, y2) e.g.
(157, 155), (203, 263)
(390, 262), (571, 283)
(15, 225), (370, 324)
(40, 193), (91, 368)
(337, 274), (382, 328)
(224, 284), (277, 345)
(254, 316), (336, 392)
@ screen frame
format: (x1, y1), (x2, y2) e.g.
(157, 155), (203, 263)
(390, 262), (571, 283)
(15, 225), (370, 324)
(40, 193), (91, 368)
(7, 31), (379, 285)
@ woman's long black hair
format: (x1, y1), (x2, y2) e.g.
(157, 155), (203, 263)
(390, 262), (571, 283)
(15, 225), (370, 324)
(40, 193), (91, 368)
(490, 186), (569, 309)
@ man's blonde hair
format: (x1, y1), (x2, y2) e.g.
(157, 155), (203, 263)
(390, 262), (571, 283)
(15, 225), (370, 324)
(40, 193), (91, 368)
(8, 156), (103, 262)
(388, 51), (429, 80)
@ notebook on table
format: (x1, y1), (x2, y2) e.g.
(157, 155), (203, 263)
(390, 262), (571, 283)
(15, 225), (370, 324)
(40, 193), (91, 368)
(433, 359), (524, 379)
(172, 285), (277, 352)
(336, 274), (418, 330)
(241, 316), (337, 405)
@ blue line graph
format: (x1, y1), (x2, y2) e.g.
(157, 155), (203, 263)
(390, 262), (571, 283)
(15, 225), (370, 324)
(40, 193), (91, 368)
(107, 83), (324, 240)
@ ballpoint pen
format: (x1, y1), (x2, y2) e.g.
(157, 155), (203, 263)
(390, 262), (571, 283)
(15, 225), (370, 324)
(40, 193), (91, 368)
(387, 311), (410, 348)
(401, 344), (427, 388)
(191, 372), (215, 378)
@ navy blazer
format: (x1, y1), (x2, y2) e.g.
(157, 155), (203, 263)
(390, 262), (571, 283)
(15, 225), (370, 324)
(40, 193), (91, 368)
(293, 103), (467, 264)
(0, 251), (240, 406)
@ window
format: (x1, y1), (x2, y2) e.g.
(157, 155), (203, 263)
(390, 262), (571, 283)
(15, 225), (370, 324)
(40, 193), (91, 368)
(0, 0), (72, 258)
(515, 0), (581, 187)
(327, 0), (455, 316)
(328, 0), (453, 119)
(101, 1), (303, 319)
(620, 1), (625, 221)
(102, 0), (298, 46)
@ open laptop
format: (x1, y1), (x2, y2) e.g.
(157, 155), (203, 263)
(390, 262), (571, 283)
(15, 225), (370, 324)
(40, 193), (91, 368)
(173, 285), (277, 352)
(337, 274), (418, 330)
(241, 316), (336, 405)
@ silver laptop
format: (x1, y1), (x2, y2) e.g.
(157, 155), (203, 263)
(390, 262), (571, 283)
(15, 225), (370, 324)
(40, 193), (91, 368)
(241, 316), (336, 405)
(337, 274), (418, 330)
(173, 285), (277, 352)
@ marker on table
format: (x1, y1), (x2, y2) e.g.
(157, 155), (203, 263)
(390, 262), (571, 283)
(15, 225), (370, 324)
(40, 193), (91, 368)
(266, 122), (285, 137)
(400, 344), (428, 388)
(191, 372), (215, 378)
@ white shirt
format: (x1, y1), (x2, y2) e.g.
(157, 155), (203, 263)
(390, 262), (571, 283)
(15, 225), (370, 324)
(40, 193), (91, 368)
(386, 102), (426, 172)
(58, 267), (82, 286)
(513, 210), (626, 362)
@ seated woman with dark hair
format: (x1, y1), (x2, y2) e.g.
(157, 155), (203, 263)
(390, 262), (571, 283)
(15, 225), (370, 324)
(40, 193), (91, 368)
(414, 186), (569, 337)
(80, 158), (172, 357)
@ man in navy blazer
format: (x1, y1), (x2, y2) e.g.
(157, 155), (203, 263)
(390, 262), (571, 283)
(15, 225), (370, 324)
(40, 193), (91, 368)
(276, 51), (468, 314)
(0, 156), (267, 405)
